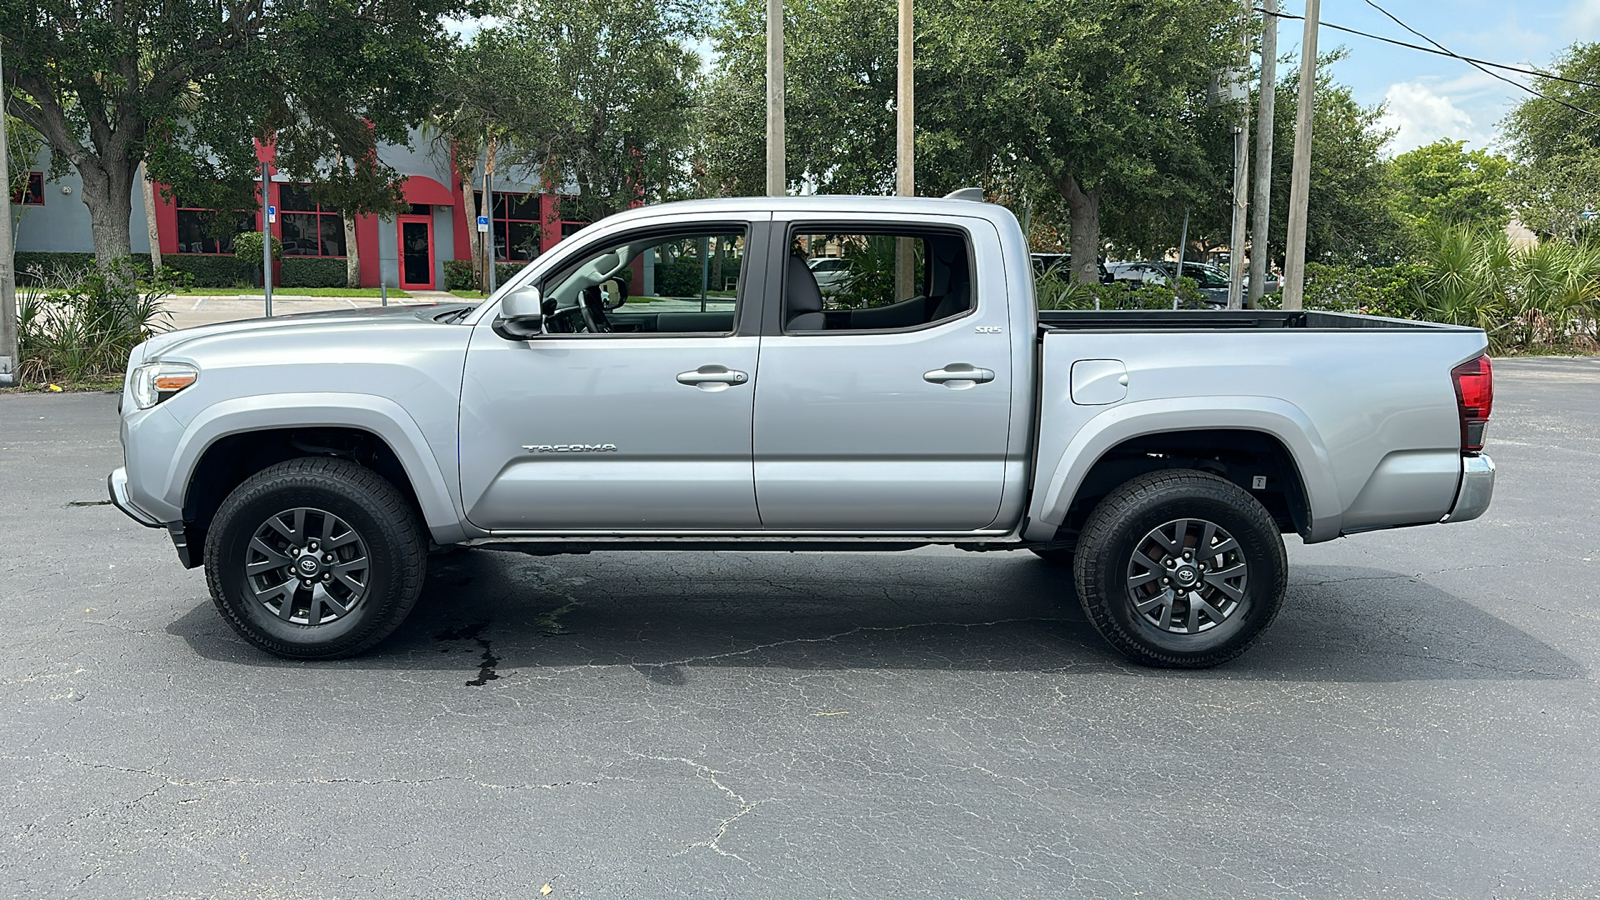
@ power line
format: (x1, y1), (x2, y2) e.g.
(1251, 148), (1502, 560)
(1263, 7), (1599, 89)
(1263, 7), (1600, 122)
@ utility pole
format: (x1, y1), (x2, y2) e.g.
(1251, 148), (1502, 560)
(895, 0), (915, 299)
(1281, 0), (1319, 311)
(1249, 0), (1279, 308)
(766, 0), (785, 197)
(1226, 0), (1252, 310)
(0, 39), (18, 386)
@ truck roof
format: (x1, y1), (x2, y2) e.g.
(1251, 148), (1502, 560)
(594, 194), (1019, 230)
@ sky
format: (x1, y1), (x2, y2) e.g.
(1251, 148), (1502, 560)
(1301, 0), (1600, 156)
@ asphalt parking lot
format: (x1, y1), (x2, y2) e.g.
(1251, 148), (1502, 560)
(2, 357), (1598, 899)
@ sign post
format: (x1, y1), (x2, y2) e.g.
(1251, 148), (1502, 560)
(261, 162), (273, 317)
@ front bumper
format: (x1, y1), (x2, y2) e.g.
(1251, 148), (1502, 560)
(1444, 454), (1495, 524)
(108, 467), (163, 528)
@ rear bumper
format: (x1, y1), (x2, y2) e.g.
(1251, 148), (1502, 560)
(1444, 454), (1495, 524)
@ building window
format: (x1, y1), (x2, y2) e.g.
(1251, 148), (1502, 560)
(176, 200), (254, 254)
(475, 191), (542, 261)
(279, 184), (347, 257)
(560, 220), (588, 240)
(10, 172), (44, 206)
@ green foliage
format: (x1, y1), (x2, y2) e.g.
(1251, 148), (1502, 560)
(498, 0), (702, 221)
(444, 260), (477, 291)
(1301, 262), (1428, 319)
(1260, 52), (1410, 267)
(1388, 140), (1511, 232)
(1503, 43), (1600, 241)
(15, 259), (171, 384)
(1037, 270), (1205, 311)
(279, 258), (348, 289)
(1, 0), (467, 262)
(1408, 226), (1600, 354)
(232, 232), (283, 264)
(161, 255), (253, 289)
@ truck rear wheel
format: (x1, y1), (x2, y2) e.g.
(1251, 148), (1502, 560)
(203, 457), (426, 659)
(1073, 469), (1286, 668)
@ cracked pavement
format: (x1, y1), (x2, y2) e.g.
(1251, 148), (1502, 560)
(3, 357), (1599, 898)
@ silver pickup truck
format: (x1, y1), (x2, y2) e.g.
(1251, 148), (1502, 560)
(109, 194), (1496, 667)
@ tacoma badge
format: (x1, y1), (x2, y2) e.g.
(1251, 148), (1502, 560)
(522, 443), (619, 453)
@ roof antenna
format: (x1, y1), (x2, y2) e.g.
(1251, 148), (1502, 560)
(943, 187), (984, 202)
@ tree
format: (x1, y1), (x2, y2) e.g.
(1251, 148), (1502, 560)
(700, 0), (1240, 282)
(0, 0), (467, 265)
(431, 27), (545, 291)
(1260, 52), (1408, 267)
(1389, 139), (1510, 231)
(503, 0), (702, 223)
(1503, 42), (1600, 240)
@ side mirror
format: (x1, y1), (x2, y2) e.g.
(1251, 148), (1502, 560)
(601, 277), (628, 310)
(492, 286), (545, 341)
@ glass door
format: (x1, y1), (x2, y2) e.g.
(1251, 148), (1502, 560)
(397, 216), (434, 289)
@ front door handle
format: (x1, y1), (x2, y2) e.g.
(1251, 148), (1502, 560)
(677, 365), (750, 391)
(924, 363), (996, 386)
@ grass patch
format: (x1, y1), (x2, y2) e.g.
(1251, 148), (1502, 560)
(450, 290), (490, 300)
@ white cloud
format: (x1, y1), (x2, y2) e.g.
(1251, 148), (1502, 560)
(1565, 0), (1600, 40)
(1378, 82), (1488, 155)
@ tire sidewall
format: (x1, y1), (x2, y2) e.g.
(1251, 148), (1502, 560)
(1087, 481), (1286, 663)
(210, 479), (403, 653)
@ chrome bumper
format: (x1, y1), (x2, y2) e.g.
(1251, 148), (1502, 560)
(108, 467), (163, 528)
(1444, 454), (1495, 524)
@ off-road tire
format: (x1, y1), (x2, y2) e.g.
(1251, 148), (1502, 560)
(204, 457), (426, 659)
(1073, 469), (1286, 668)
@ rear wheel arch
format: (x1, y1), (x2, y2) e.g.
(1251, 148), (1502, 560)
(1039, 428), (1313, 552)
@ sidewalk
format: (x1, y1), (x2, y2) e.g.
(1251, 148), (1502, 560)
(160, 290), (463, 330)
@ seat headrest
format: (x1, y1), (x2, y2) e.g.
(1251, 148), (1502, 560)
(787, 255), (824, 315)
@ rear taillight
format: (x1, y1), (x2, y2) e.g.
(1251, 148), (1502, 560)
(1451, 355), (1493, 453)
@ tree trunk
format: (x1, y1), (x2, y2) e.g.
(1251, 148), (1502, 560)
(1061, 175), (1102, 285)
(459, 148), (482, 291)
(137, 163), (162, 273)
(344, 213), (359, 288)
(77, 160), (137, 266)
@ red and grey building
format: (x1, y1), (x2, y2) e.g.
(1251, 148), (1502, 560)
(10, 131), (585, 289)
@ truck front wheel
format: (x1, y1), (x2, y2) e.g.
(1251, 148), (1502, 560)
(1073, 470), (1286, 668)
(203, 458), (427, 659)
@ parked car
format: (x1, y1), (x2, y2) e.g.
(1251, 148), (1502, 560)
(111, 191), (1496, 669)
(1031, 253), (1112, 284)
(806, 256), (851, 295)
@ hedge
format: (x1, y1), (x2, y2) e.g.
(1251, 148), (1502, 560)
(161, 254), (254, 288)
(12, 252), (144, 284)
(280, 257), (349, 288)
(443, 260), (529, 291)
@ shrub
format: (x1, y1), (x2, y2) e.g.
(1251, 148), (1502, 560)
(443, 260), (476, 291)
(279, 257), (348, 288)
(232, 231), (282, 262)
(1037, 272), (1205, 311)
(16, 259), (171, 384)
(162, 254), (252, 288)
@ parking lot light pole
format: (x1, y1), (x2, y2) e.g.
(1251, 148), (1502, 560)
(895, 0), (916, 299)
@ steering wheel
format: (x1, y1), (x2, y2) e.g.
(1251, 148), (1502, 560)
(579, 285), (613, 333)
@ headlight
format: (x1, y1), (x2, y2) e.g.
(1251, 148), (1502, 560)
(131, 362), (199, 410)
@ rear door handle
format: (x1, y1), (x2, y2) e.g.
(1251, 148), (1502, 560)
(924, 363), (996, 385)
(677, 365), (750, 390)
